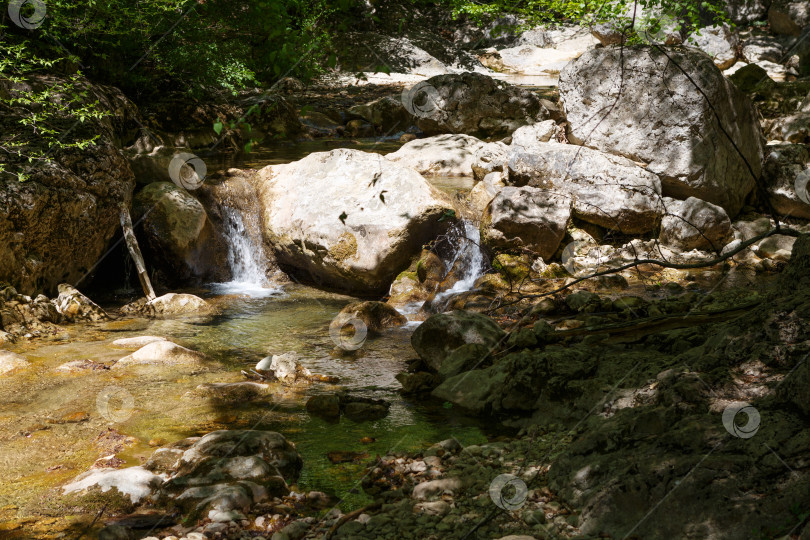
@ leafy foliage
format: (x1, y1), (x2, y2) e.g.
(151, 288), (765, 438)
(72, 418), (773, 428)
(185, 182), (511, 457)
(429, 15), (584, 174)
(0, 0), (730, 180)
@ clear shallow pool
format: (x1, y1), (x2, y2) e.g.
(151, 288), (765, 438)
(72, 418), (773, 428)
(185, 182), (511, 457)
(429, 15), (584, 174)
(0, 283), (496, 533)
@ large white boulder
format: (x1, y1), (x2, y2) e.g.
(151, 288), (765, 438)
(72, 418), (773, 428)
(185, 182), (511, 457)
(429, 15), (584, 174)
(385, 134), (499, 177)
(253, 149), (454, 293)
(559, 46), (764, 217)
(506, 141), (663, 234)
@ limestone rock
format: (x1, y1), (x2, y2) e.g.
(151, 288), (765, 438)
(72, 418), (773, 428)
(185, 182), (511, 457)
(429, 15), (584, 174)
(386, 134), (499, 177)
(54, 284), (110, 322)
(471, 143), (509, 182)
(114, 341), (208, 368)
(481, 186), (572, 261)
(762, 144), (810, 219)
(659, 197), (733, 251)
(253, 149), (454, 294)
(121, 293), (216, 318)
(559, 46), (764, 216)
(334, 301), (407, 333)
(413, 72), (550, 138)
(687, 25), (738, 70)
(507, 141), (664, 233)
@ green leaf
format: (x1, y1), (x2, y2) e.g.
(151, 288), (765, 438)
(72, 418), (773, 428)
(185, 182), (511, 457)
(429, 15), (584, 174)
(438, 209), (456, 223)
(213, 119), (223, 135)
(244, 141), (253, 153)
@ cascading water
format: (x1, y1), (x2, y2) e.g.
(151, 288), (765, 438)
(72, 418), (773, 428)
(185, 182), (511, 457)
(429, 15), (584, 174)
(211, 206), (281, 297)
(429, 219), (488, 307)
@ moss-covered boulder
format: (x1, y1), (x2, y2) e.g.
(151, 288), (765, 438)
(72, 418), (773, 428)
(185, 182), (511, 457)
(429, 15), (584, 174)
(411, 310), (505, 372)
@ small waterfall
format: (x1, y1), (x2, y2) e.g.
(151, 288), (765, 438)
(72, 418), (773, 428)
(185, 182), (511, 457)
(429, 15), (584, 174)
(211, 206), (281, 297)
(430, 220), (487, 307)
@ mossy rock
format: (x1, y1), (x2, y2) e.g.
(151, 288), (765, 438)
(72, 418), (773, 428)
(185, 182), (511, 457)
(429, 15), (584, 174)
(492, 253), (532, 281)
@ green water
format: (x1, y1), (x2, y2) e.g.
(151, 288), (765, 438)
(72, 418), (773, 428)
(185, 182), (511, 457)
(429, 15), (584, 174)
(0, 284), (492, 530)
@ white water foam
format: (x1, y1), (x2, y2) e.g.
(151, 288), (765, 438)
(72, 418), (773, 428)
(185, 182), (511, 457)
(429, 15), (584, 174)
(210, 206), (281, 298)
(430, 220), (487, 307)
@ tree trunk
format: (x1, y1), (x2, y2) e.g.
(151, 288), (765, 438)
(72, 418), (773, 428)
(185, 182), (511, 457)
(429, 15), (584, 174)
(119, 206), (156, 301)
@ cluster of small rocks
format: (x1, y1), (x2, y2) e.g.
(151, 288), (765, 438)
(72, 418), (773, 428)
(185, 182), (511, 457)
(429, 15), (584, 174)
(0, 283), (108, 342)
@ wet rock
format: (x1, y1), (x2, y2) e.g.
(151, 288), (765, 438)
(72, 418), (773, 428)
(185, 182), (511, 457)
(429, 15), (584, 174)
(492, 253), (532, 282)
(120, 293), (216, 318)
(386, 134), (501, 177)
(414, 72), (550, 138)
(160, 430), (301, 522)
(306, 394), (341, 418)
(343, 401), (389, 422)
(560, 46), (763, 216)
(54, 284), (110, 322)
(253, 148), (454, 294)
(481, 186), (572, 261)
(98, 525), (134, 540)
(687, 24), (738, 70)
(565, 290), (600, 312)
(431, 366), (506, 412)
(191, 382), (271, 403)
(0, 350), (29, 376)
(411, 311), (505, 372)
(395, 371), (436, 393)
(507, 142), (663, 234)
(335, 301), (408, 333)
(659, 197), (733, 251)
(114, 341), (208, 368)
(55, 359), (109, 373)
(255, 352), (310, 383)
